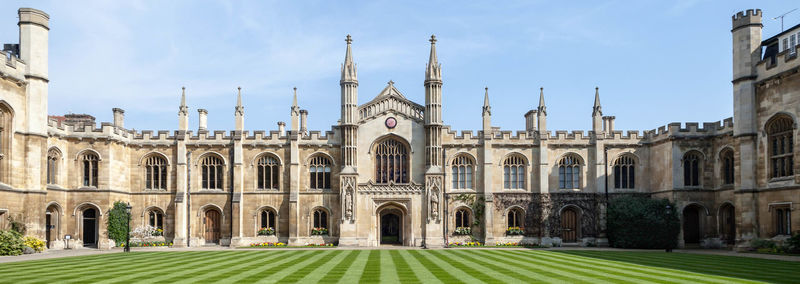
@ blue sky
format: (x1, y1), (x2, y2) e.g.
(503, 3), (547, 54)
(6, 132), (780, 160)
(2, 0), (797, 133)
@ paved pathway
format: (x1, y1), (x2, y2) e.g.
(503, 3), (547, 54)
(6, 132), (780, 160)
(2, 246), (798, 263)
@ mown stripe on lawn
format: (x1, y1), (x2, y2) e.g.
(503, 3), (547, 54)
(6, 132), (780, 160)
(428, 250), (508, 283)
(488, 250), (620, 283)
(541, 250), (735, 284)
(152, 250), (269, 284)
(397, 250), (442, 284)
(358, 250), (381, 284)
(0, 252), (140, 280)
(254, 250), (337, 284)
(219, 250), (315, 283)
(273, 250), (343, 283)
(101, 251), (247, 284)
(447, 250), (546, 283)
(509, 250), (714, 284)
(4, 251), (178, 281)
(562, 251), (783, 283)
(468, 250), (581, 283)
(190, 251), (291, 283)
(333, 250), (371, 283)
(390, 250), (421, 283)
(288, 249), (353, 283)
(407, 250), (462, 283)
(377, 250), (400, 283)
(316, 250), (361, 283)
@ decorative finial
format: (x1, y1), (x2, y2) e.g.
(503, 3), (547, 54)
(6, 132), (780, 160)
(485, 86), (488, 91)
(293, 86), (297, 93)
(388, 80), (394, 86)
(345, 34), (352, 44)
(429, 34), (437, 44)
(238, 86), (242, 91)
(182, 86), (186, 91)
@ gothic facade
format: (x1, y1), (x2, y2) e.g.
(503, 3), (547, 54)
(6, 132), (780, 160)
(0, 8), (798, 249)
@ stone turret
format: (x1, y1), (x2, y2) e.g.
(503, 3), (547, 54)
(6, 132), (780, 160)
(112, 108), (124, 128)
(18, 8), (49, 135)
(299, 109), (308, 136)
(278, 121), (286, 136)
(197, 109), (208, 132)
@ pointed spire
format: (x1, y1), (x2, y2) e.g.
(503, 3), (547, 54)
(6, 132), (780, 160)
(179, 86), (188, 115)
(537, 87), (546, 115)
(341, 34), (357, 82)
(292, 86), (298, 108)
(592, 86), (602, 116)
(235, 86), (244, 116)
(482, 86), (491, 116)
(425, 35), (441, 82)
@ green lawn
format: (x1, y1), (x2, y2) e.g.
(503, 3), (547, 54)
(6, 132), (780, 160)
(0, 249), (798, 283)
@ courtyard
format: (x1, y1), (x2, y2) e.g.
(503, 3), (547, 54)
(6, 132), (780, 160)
(0, 249), (798, 283)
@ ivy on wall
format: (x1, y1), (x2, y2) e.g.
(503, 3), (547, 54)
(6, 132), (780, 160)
(453, 194), (485, 226)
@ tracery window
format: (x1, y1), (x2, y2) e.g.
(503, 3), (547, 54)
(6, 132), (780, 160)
(309, 155), (331, 190)
(774, 206), (791, 236)
(257, 154), (280, 190)
(613, 155), (635, 189)
(200, 154), (224, 190)
(81, 152), (99, 187)
(144, 154), (167, 190)
(260, 209), (276, 231)
(503, 155), (525, 189)
(375, 138), (409, 184)
(313, 209), (328, 229)
(47, 149), (60, 185)
(451, 155), (474, 189)
(148, 210), (163, 230)
(507, 208), (523, 228)
(720, 149), (734, 185)
(767, 115), (794, 179)
(455, 208), (471, 228)
(558, 154), (581, 189)
(683, 152), (702, 187)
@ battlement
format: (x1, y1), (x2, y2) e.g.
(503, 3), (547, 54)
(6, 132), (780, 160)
(645, 118), (734, 141)
(732, 9), (762, 30)
(0, 49), (27, 85)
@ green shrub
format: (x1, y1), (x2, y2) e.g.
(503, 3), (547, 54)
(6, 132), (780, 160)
(607, 196), (680, 249)
(0, 230), (25, 256)
(23, 236), (45, 252)
(787, 233), (800, 253)
(749, 238), (776, 249)
(107, 201), (130, 246)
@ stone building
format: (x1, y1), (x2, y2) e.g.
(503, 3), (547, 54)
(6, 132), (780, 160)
(0, 8), (797, 249)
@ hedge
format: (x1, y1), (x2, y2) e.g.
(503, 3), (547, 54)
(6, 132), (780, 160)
(607, 196), (680, 249)
(0, 230), (25, 256)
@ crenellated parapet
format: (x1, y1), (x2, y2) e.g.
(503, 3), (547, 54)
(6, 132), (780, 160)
(0, 50), (27, 86)
(644, 117), (734, 143)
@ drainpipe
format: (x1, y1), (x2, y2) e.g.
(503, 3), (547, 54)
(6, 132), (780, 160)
(444, 194), (449, 247)
(186, 151), (192, 247)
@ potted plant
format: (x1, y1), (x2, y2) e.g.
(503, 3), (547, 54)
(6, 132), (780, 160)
(506, 226), (525, 236)
(311, 227), (328, 236)
(257, 227), (275, 236)
(453, 227), (471, 236)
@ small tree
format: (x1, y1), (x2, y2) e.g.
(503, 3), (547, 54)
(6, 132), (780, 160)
(607, 196), (680, 249)
(107, 201), (129, 246)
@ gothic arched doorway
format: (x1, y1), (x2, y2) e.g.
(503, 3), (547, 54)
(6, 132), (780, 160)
(683, 205), (701, 244)
(719, 203), (735, 245)
(380, 212), (401, 244)
(561, 207), (579, 243)
(82, 208), (98, 247)
(376, 203), (407, 246)
(45, 205), (60, 248)
(204, 209), (221, 244)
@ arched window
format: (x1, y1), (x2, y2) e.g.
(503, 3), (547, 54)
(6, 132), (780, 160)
(503, 155), (525, 189)
(309, 155), (332, 190)
(375, 138), (409, 184)
(148, 209), (163, 230)
(507, 208), (524, 228)
(720, 149), (734, 185)
(0, 107), (8, 183)
(257, 154), (280, 190)
(313, 209), (328, 230)
(767, 115), (794, 179)
(613, 155), (635, 189)
(683, 152), (702, 186)
(144, 154), (167, 190)
(451, 155), (474, 189)
(81, 152), (99, 187)
(47, 149), (60, 185)
(200, 154), (224, 190)
(260, 209), (276, 231)
(774, 206), (792, 236)
(558, 154), (581, 189)
(455, 208), (470, 228)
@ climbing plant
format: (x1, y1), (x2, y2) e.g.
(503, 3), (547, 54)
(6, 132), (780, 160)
(107, 201), (129, 246)
(454, 194), (485, 226)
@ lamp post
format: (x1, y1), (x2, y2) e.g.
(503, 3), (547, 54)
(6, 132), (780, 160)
(665, 204), (672, 253)
(125, 203), (132, 253)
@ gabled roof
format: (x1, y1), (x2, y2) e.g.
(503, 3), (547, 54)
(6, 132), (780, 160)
(358, 81), (425, 122)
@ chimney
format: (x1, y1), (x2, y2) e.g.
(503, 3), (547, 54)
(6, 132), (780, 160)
(524, 110), (538, 133)
(198, 109), (208, 132)
(606, 116), (615, 135)
(112, 108), (124, 128)
(299, 109), (308, 135)
(278, 121), (286, 136)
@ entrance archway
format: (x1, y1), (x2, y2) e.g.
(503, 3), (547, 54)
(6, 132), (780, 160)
(683, 205), (701, 244)
(82, 208), (98, 247)
(45, 205), (60, 248)
(719, 203), (735, 245)
(376, 202), (408, 246)
(561, 207), (579, 243)
(380, 212), (401, 244)
(204, 209), (221, 244)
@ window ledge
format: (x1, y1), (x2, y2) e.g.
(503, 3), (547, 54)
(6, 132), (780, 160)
(682, 186), (703, 190)
(77, 186), (97, 190)
(255, 188), (280, 192)
(46, 184), (64, 190)
(768, 176), (794, 183)
(143, 188), (168, 192)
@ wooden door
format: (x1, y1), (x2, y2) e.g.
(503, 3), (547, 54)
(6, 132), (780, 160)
(45, 212), (52, 248)
(561, 209), (578, 242)
(683, 207), (700, 243)
(204, 210), (220, 244)
(82, 209), (97, 247)
(720, 205), (735, 245)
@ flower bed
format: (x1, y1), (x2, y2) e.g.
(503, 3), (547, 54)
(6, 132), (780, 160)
(495, 242), (543, 248)
(304, 243), (336, 247)
(448, 241), (483, 247)
(506, 227), (525, 236)
(249, 242), (287, 248)
(453, 227), (471, 236)
(311, 227), (328, 236)
(121, 241), (172, 247)
(257, 227), (276, 236)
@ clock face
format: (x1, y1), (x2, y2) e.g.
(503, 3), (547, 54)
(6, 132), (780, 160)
(385, 117), (397, 129)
